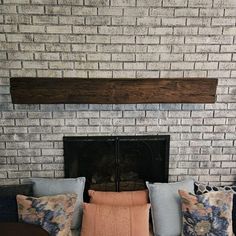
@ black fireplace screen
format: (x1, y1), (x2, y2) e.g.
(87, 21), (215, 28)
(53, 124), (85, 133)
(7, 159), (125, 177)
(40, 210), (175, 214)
(64, 135), (169, 199)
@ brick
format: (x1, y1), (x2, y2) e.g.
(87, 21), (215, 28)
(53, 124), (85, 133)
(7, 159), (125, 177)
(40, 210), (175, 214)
(46, 43), (70, 52)
(124, 26), (148, 35)
(111, 36), (135, 44)
(214, 0), (236, 7)
(86, 35), (110, 43)
(123, 45), (147, 53)
(200, 9), (224, 17)
(161, 36), (184, 44)
(223, 27), (236, 35)
(149, 27), (172, 35)
(46, 6), (71, 15)
(5, 15), (31, 24)
(35, 52), (60, 61)
(34, 35), (59, 43)
(137, 71), (160, 78)
(87, 53), (111, 61)
(175, 27), (198, 35)
(162, 54), (183, 62)
(189, 0), (213, 7)
(32, 0), (57, 3)
(111, 0), (135, 6)
(4, 0), (29, 3)
(98, 26), (122, 35)
(112, 53), (134, 61)
(0, 25), (17, 33)
(85, 0), (109, 5)
(148, 62), (170, 69)
(187, 18), (211, 26)
(49, 62), (73, 69)
(112, 16), (135, 26)
(98, 45), (122, 53)
(196, 45), (219, 53)
(20, 25), (45, 33)
(124, 62), (146, 70)
(184, 53), (207, 61)
(72, 7), (97, 15)
(113, 71), (136, 78)
(195, 62), (218, 70)
(224, 9), (236, 16)
(0, 5), (17, 13)
(163, 0), (187, 7)
(37, 70), (62, 77)
(8, 52), (33, 60)
(136, 36), (160, 44)
(184, 71), (207, 78)
(73, 26), (97, 34)
(209, 53), (232, 61)
(15, 119), (39, 126)
(221, 45), (236, 53)
(160, 70), (183, 78)
(86, 16), (111, 25)
(20, 43), (45, 51)
(219, 62), (236, 70)
(136, 53), (159, 61)
(124, 8), (148, 17)
(199, 27), (222, 35)
(162, 18), (186, 26)
(175, 8), (198, 16)
(137, 0), (161, 6)
(23, 61), (48, 69)
(212, 18), (235, 26)
(63, 54), (85, 62)
(59, 16), (84, 25)
(150, 8), (174, 16)
(185, 36), (233, 44)
(75, 62), (98, 69)
(8, 172), (31, 178)
(99, 62), (122, 70)
(171, 62), (194, 70)
(18, 5), (44, 14)
(0, 61), (21, 69)
(77, 126), (100, 133)
(58, 0), (83, 4)
(137, 17), (161, 26)
(47, 25), (72, 34)
(148, 45), (171, 52)
(0, 42), (18, 51)
(98, 7), (122, 16)
(89, 70), (112, 78)
(7, 34), (33, 43)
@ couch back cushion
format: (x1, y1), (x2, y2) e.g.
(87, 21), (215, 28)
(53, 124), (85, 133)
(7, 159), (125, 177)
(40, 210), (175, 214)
(0, 184), (33, 222)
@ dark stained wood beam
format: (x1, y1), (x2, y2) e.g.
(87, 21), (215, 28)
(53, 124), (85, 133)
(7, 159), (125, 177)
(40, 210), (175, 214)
(10, 78), (218, 104)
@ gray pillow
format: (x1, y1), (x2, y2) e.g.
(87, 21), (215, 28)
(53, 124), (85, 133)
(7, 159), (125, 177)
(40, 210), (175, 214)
(30, 177), (85, 230)
(146, 179), (194, 236)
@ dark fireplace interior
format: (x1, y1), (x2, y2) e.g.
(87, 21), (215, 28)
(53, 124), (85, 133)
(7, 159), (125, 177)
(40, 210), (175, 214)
(64, 135), (170, 201)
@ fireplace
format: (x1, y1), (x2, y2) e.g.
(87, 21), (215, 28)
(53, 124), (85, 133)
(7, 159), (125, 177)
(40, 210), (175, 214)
(64, 135), (170, 200)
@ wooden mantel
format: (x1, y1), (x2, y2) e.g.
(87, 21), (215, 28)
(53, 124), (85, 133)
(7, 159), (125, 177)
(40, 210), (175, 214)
(10, 78), (218, 104)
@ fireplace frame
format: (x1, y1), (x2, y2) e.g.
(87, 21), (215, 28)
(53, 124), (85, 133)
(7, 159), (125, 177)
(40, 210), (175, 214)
(64, 135), (170, 193)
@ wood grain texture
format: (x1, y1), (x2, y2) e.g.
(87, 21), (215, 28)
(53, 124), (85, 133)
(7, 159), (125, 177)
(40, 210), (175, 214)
(10, 78), (218, 104)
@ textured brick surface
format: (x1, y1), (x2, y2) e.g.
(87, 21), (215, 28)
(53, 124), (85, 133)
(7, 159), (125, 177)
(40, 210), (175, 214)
(0, 0), (236, 185)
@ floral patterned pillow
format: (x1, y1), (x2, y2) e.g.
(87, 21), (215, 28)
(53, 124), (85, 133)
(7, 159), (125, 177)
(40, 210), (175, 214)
(179, 190), (233, 236)
(17, 193), (77, 236)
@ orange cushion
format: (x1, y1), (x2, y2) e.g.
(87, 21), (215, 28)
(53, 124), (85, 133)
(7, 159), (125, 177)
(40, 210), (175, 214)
(88, 190), (148, 206)
(80, 203), (150, 236)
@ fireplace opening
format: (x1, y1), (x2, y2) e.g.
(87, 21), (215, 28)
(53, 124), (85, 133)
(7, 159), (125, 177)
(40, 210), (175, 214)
(64, 135), (170, 201)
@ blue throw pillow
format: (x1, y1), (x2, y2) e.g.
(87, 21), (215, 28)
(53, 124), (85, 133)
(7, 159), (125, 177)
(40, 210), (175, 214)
(195, 182), (236, 234)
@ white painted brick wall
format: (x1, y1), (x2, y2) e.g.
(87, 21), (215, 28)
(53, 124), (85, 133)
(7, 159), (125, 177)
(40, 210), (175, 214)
(0, 0), (236, 186)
